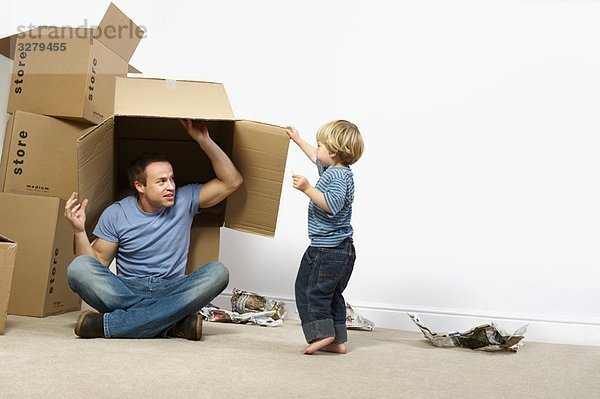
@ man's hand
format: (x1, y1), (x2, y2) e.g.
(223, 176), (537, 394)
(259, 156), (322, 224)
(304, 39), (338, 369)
(180, 119), (209, 143)
(64, 192), (88, 233)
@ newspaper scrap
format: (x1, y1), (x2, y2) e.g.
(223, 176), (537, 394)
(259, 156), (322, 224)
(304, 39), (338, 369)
(200, 305), (283, 327)
(346, 303), (375, 331)
(408, 313), (528, 352)
(231, 288), (286, 320)
(199, 288), (286, 327)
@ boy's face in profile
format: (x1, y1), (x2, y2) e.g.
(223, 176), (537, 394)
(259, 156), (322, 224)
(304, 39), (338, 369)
(316, 141), (337, 167)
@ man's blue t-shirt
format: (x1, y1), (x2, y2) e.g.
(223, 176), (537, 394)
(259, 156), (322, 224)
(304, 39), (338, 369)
(93, 183), (201, 278)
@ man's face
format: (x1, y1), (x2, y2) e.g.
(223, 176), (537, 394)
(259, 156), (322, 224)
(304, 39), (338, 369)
(137, 161), (176, 211)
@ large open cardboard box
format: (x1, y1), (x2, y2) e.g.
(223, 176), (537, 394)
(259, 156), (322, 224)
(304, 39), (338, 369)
(0, 234), (17, 333)
(0, 3), (142, 124)
(0, 193), (81, 317)
(107, 77), (290, 271)
(2, 77), (290, 272)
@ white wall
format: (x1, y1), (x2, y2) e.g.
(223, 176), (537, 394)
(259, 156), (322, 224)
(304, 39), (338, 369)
(3, 0), (600, 346)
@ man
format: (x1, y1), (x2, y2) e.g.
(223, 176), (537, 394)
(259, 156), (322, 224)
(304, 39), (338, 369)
(64, 119), (242, 340)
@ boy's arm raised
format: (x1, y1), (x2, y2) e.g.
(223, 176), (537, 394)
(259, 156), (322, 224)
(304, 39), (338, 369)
(286, 126), (316, 164)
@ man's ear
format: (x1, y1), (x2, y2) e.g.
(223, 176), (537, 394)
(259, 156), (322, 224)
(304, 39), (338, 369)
(133, 181), (145, 195)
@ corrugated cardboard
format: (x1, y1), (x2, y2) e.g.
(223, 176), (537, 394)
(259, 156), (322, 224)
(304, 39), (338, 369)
(111, 77), (290, 237)
(108, 77), (289, 270)
(0, 193), (81, 317)
(0, 234), (17, 333)
(0, 111), (114, 231)
(0, 77), (289, 275)
(186, 228), (221, 274)
(0, 111), (95, 197)
(0, 3), (142, 124)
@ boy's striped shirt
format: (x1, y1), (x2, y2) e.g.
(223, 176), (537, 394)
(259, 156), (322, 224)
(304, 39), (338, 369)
(308, 161), (355, 247)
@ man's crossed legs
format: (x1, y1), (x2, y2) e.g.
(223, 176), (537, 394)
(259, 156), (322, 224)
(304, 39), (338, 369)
(67, 255), (229, 340)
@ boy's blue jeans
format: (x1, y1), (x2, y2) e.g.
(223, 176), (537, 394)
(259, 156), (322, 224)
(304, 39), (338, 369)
(294, 238), (355, 344)
(67, 255), (229, 338)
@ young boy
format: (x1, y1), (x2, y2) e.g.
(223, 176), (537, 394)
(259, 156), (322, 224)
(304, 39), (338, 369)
(285, 120), (364, 354)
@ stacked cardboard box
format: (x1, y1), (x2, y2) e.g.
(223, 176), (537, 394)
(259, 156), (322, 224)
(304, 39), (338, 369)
(0, 3), (143, 318)
(0, 5), (290, 322)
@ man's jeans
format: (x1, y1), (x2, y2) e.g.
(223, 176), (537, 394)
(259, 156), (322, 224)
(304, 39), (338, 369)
(67, 255), (229, 338)
(294, 238), (355, 344)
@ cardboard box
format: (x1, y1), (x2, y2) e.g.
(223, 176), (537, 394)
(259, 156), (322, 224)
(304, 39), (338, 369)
(0, 111), (112, 206)
(0, 234), (17, 333)
(0, 193), (81, 317)
(1, 77), (289, 271)
(0, 3), (142, 124)
(107, 77), (290, 271)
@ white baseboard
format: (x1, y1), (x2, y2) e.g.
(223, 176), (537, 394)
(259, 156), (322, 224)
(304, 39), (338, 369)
(214, 292), (600, 347)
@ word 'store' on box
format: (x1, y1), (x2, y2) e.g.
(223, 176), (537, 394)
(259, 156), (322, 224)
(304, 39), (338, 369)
(0, 194), (81, 317)
(0, 2), (143, 124)
(0, 235), (17, 332)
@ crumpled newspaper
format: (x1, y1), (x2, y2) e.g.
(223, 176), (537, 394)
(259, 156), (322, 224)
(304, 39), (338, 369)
(200, 305), (283, 327)
(199, 288), (286, 327)
(231, 288), (286, 320)
(408, 313), (528, 352)
(346, 303), (375, 331)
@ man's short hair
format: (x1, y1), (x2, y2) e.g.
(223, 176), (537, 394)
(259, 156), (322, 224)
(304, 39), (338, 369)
(127, 152), (171, 190)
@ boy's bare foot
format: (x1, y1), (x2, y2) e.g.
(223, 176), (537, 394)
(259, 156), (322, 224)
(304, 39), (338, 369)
(319, 342), (347, 354)
(302, 336), (335, 354)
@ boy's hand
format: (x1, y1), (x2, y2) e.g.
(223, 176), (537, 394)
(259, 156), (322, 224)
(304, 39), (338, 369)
(285, 126), (300, 143)
(292, 174), (310, 192)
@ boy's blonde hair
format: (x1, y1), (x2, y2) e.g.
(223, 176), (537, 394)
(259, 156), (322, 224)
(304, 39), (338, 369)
(316, 120), (364, 166)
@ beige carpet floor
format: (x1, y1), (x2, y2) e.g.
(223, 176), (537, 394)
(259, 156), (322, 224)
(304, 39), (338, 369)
(1, 312), (599, 399)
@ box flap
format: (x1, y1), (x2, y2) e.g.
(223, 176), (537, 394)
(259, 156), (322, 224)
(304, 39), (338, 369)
(97, 3), (143, 62)
(77, 118), (115, 234)
(128, 64), (141, 74)
(0, 234), (17, 245)
(225, 121), (289, 237)
(114, 77), (235, 120)
(0, 34), (16, 59)
(0, 116), (16, 192)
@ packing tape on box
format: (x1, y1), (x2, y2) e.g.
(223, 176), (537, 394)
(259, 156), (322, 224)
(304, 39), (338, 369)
(165, 79), (177, 89)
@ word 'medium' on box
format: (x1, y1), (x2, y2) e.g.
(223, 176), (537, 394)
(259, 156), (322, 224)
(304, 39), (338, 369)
(0, 2), (143, 124)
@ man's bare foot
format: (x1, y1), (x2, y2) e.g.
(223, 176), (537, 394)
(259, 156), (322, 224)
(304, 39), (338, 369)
(302, 336), (335, 354)
(319, 342), (347, 354)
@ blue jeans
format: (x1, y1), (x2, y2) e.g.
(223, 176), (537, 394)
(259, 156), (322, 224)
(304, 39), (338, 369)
(294, 238), (355, 344)
(67, 255), (229, 338)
